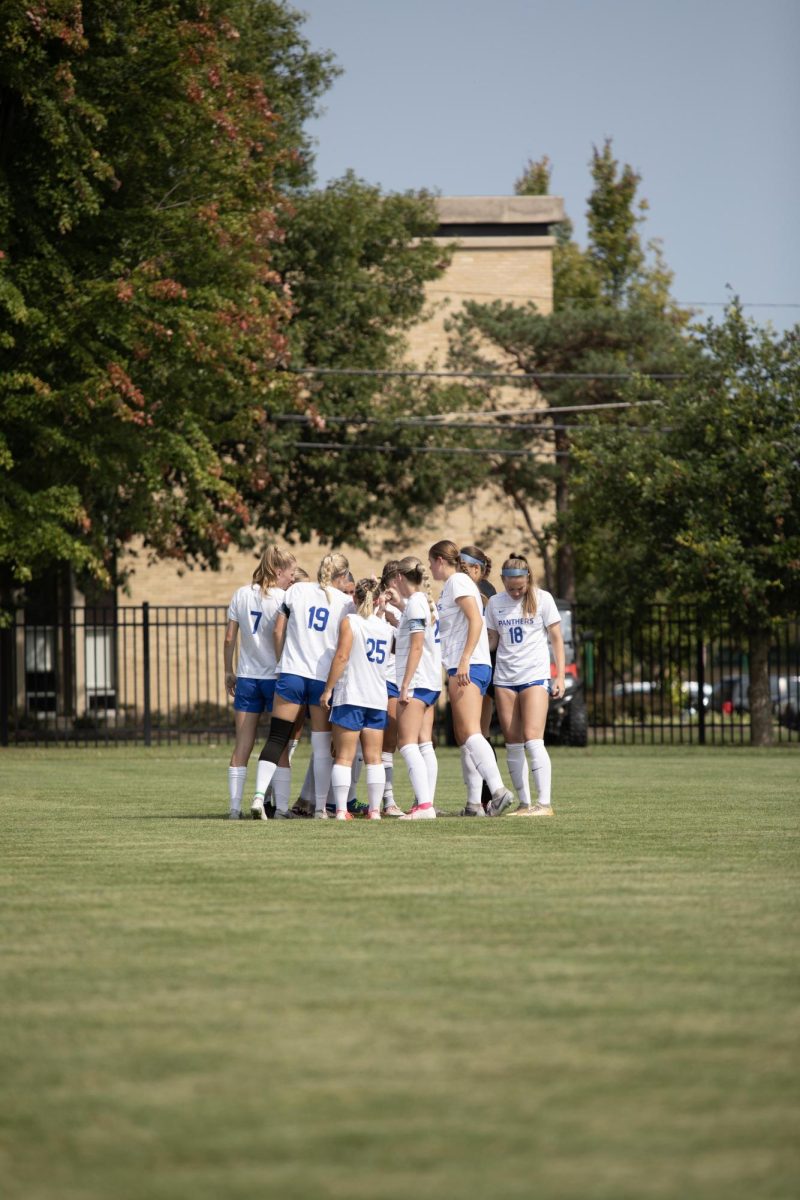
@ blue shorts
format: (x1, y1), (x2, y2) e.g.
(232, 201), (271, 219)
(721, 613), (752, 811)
(233, 677), (276, 713)
(275, 673), (326, 707)
(330, 704), (388, 731)
(386, 680), (400, 699)
(410, 687), (440, 707)
(495, 679), (551, 694)
(447, 664), (492, 696)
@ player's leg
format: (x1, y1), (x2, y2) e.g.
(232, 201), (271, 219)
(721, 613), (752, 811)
(360, 726), (386, 819)
(449, 675), (514, 816)
(228, 709), (260, 818)
(382, 695), (400, 815)
(494, 686), (531, 811)
(519, 683), (554, 815)
(331, 724), (359, 819)
(398, 698), (434, 817)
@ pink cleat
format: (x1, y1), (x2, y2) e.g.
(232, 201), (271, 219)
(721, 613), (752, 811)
(399, 804), (436, 821)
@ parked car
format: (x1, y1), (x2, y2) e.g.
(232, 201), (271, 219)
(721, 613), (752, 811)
(544, 600), (588, 747)
(680, 681), (713, 718)
(611, 680), (656, 697)
(712, 674), (800, 720)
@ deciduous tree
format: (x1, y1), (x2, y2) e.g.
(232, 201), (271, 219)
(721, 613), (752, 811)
(568, 302), (800, 745)
(447, 141), (693, 599)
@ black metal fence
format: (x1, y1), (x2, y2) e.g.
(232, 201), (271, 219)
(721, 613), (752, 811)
(577, 603), (799, 746)
(0, 603), (230, 747)
(0, 602), (798, 747)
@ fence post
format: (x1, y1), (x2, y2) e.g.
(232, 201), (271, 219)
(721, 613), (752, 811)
(142, 602), (152, 747)
(696, 626), (706, 746)
(0, 620), (11, 747)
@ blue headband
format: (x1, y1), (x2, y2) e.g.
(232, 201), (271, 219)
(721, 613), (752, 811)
(501, 568), (529, 578)
(459, 552), (485, 567)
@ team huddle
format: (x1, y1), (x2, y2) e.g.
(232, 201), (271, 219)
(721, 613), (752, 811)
(224, 540), (566, 821)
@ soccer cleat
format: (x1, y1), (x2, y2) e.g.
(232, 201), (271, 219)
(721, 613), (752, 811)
(291, 797), (315, 818)
(382, 803), (405, 818)
(334, 811), (353, 821)
(313, 809), (329, 819)
(399, 804), (436, 820)
(487, 788), (515, 817)
(509, 803), (554, 817)
(273, 809), (297, 820)
(365, 811), (381, 821)
(250, 795), (269, 821)
(460, 802), (486, 817)
(228, 808), (242, 820)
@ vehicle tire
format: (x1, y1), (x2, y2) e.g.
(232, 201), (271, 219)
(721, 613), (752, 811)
(564, 696), (588, 747)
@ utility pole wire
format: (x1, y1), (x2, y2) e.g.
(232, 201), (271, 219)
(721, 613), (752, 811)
(286, 366), (683, 381)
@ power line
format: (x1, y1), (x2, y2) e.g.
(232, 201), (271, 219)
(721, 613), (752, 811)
(288, 366), (683, 381)
(293, 441), (568, 459)
(271, 400), (661, 429)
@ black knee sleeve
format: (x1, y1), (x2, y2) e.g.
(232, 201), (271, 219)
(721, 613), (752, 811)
(258, 716), (295, 765)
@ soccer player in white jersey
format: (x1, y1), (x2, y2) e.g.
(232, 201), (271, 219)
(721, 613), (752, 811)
(223, 545), (296, 819)
(374, 560), (403, 815)
(250, 552), (353, 820)
(428, 539), (516, 817)
(320, 578), (390, 820)
(484, 554), (565, 816)
(384, 556), (442, 819)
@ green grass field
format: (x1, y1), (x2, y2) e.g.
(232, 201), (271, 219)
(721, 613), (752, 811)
(1, 744), (798, 1200)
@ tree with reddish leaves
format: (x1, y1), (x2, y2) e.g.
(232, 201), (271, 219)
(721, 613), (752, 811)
(0, 1), (335, 605)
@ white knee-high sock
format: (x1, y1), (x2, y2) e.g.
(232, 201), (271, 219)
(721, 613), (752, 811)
(272, 766), (292, 814)
(365, 764), (386, 815)
(311, 732), (334, 812)
(299, 757), (315, 803)
(524, 738), (552, 806)
(381, 752), (394, 801)
(399, 743), (431, 807)
(460, 744), (483, 807)
(464, 733), (505, 794)
(348, 745), (364, 803)
(419, 741), (438, 804)
(255, 758), (278, 798)
(228, 766), (247, 810)
(505, 743), (531, 806)
(331, 763), (351, 815)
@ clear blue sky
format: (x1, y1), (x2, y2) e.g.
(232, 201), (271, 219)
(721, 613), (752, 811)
(295, 0), (800, 330)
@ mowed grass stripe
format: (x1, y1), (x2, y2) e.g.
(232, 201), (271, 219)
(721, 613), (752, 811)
(1, 746), (798, 1200)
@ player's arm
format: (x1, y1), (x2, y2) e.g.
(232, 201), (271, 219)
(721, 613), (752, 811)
(399, 626), (425, 704)
(486, 628), (499, 653)
(547, 621), (566, 699)
(320, 620), (353, 710)
(273, 610), (288, 662)
(223, 620), (239, 696)
(454, 595), (484, 687)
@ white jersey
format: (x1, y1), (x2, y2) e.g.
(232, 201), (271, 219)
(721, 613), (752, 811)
(227, 584), (285, 679)
(437, 572), (492, 672)
(277, 582), (354, 682)
(381, 602), (402, 687)
(484, 588), (561, 685)
(334, 614), (390, 711)
(394, 592), (442, 692)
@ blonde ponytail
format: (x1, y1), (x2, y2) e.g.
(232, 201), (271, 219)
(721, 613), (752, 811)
(354, 576), (381, 619)
(253, 544), (295, 594)
(397, 555), (437, 623)
(317, 552), (349, 603)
